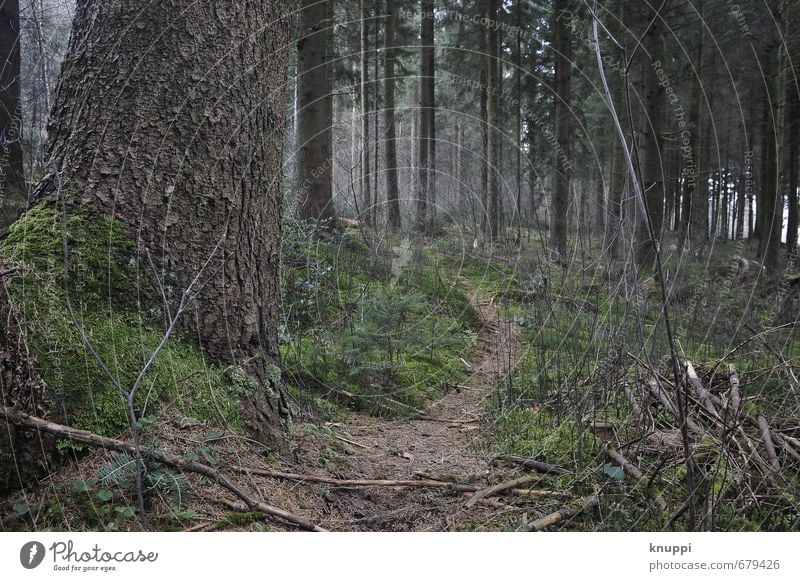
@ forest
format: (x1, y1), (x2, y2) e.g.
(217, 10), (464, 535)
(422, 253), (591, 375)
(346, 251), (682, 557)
(0, 0), (799, 534)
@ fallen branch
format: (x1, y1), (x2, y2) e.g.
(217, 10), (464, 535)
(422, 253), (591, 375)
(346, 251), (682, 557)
(757, 414), (781, 472)
(464, 475), (540, 508)
(527, 493), (599, 531)
(492, 454), (569, 475)
(728, 365), (742, 420)
(685, 361), (719, 419)
(0, 407), (326, 532)
(234, 466), (561, 498)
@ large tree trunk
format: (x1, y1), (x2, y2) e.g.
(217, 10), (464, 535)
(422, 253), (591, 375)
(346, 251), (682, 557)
(31, 0), (292, 448)
(384, 0), (400, 228)
(550, 0), (572, 260)
(0, 0), (24, 207)
(297, 0), (334, 223)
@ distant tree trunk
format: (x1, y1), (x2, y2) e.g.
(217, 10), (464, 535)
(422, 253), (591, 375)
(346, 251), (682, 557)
(372, 6), (380, 226)
(515, 0), (523, 242)
(0, 0), (23, 193)
(297, 0), (334, 223)
(479, 10), (488, 234)
(417, 0), (434, 228)
(636, 0), (666, 268)
(486, 0), (499, 239)
(31, 0), (292, 449)
(686, 2), (705, 252)
(785, 0), (799, 253)
(762, 23), (785, 271)
(550, 0), (571, 259)
(384, 0), (400, 228)
(360, 0), (372, 225)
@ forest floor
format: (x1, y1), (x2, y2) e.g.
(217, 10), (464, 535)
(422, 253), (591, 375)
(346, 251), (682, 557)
(296, 280), (525, 531)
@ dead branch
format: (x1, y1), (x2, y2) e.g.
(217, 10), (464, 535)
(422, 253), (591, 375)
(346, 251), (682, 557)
(464, 475), (541, 508)
(234, 466), (561, 498)
(0, 407), (326, 532)
(606, 448), (667, 511)
(728, 364), (742, 420)
(527, 493), (599, 531)
(685, 360), (719, 419)
(645, 380), (704, 434)
(757, 414), (781, 472)
(492, 454), (569, 475)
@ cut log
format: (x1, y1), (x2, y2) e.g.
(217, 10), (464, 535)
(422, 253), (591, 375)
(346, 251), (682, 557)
(645, 380), (704, 434)
(527, 493), (599, 531)
(0, 407), (326, 532)
(492, 454), (569, 475)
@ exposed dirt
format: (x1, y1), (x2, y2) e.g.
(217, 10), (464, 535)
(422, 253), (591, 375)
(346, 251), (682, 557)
(272, 281), (529, 531)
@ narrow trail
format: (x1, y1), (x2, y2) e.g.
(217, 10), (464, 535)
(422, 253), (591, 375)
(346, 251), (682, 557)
(308, 282), (524, 530)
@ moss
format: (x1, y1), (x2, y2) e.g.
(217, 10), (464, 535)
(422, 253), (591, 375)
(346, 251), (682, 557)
(1, 203), (243, 438)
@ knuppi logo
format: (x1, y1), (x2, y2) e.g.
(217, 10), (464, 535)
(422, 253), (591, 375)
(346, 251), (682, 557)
(20, 541), (46, 569)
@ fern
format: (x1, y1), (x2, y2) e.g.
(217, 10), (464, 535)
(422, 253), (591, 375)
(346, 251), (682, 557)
(96, 449), (187, 506)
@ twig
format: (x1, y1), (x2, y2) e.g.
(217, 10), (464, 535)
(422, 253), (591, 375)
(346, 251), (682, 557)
(0, 407), (326, 531)
(685, 360), (719, 419)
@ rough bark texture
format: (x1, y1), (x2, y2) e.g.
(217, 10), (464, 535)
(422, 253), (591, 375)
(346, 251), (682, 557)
(297, 0), (334, 223)
(0, 0), (24, 198)
(31, 0), (292, 448)
(384, 0), (400, 228)
(550, 0), (572, 260)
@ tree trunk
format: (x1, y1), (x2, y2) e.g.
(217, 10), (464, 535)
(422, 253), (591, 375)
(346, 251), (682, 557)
(360, 0), (372, 225)
(636, 0), (666, 268)
(486, 0), (499, 239)
(417, 0), (434, 227)
(550, 0), (572, 260)
(384, 0), (400, 228)
(297, 0), (334, 223)
(479, 11), (488, 235)
(31, 0), (292, 449)
(0, 0), (24, 199)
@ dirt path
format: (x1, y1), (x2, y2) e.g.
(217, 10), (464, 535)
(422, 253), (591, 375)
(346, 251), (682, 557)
(309, 283), (523, 531)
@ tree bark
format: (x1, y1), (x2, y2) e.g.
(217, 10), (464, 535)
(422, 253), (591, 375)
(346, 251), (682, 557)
(384, 0), (400, 228)
(297, 0), (334, 223)
(31, 0), (292, 449)
(0, 0), (24, 196)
